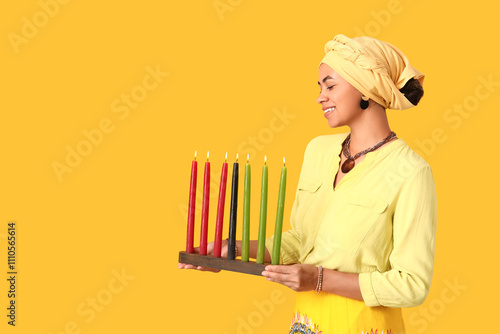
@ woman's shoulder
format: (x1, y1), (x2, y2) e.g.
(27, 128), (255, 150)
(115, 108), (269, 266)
(395, 139), (432, 170)
(384, 140), (435, 187)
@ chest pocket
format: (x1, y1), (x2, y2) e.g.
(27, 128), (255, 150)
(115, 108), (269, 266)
(294, 179), (322, 227)
(328, 192), (388, 255)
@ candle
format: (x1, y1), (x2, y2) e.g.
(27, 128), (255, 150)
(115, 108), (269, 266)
(272, 157), (287, 265)
(199, 151), (210, 256)
(227, 154), (239, 260)
(213, 153), (228, 258)
(256, 155), (268, 264)
(186, 151), (197, 253)
(241, 154), (251, 262)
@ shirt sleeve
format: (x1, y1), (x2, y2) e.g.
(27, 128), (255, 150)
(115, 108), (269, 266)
(359, 165), (437, 307)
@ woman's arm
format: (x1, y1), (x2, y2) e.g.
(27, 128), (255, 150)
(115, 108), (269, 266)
(264, 165), (437, 307)
(322, 269), (363, 301)
(262, 265), (363, 301)
(358, 165), (437, 307)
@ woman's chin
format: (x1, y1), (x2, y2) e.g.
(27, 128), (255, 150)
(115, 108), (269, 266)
(324, 113), (343, 128)
(327, 119), (342, 128)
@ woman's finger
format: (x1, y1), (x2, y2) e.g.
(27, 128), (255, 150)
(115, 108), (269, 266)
(262, 270), (293, 284)
(206, 242), (215, 255)
(179, 241), (230, 273)
(178, 263), (198, 270)
(196, 266), (221, 273)
(264, 272), (299, 290)
(262, 264), (317, 292)
(178, 262), (221, 273)
(262, 265), (294, 284)
(263, 265), (294, 274)
(220, 240), (229, 258)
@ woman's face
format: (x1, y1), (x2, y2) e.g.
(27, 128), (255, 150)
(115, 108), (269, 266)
(317, 63), (364, 128)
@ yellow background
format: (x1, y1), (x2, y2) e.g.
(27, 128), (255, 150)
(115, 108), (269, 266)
(1, 0), (497, 333)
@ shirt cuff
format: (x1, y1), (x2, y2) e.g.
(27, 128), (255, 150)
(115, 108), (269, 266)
(359, 272), (381, 307)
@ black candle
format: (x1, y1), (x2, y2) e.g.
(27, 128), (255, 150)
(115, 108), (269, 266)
(227, 154), (239, 260)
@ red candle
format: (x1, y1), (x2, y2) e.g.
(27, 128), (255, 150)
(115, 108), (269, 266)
(213, 153), (228, 258)
(186, 151), (197, 253)
(199, 151), (210, 255)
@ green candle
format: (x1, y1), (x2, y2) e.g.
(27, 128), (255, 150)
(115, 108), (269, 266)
(241, 154), (251, 262)
(272, 157), (287, 265)
(256, 156), (268, 264)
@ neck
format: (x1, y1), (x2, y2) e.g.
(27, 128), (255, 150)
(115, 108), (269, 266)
(348, 105), (393, 155)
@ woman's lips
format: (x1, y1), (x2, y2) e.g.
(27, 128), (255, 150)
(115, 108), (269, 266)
(323, 107), (335, 118)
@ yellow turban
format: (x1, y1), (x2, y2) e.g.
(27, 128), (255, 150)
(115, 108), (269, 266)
(320, 34), (424, 110)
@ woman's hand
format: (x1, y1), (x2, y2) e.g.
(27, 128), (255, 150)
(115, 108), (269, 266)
(262, 264), (318, 292)
(177, 240), (229, 273)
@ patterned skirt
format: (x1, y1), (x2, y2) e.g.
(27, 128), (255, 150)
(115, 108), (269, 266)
(289, 291), (405, 334)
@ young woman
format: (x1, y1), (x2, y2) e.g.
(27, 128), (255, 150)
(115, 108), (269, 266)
(179, 34), (437, 334)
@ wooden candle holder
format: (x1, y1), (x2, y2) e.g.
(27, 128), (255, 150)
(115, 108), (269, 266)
(178, 251), (268, 276)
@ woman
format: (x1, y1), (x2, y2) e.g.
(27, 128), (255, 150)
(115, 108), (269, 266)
(180, 34), (436, 334)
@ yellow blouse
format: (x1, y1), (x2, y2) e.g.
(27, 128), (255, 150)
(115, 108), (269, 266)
(266, 132), (437, 308)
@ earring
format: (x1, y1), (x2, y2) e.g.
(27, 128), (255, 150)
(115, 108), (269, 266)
(360, 96), (369, 110)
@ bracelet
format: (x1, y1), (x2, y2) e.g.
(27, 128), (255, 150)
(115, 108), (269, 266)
(315, 265), (323, 293)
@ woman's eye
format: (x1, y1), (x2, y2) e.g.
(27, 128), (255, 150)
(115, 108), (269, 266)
(319, 85), (335, 94)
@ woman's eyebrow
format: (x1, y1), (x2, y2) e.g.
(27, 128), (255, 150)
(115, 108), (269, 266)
(318, 75), (335, 85)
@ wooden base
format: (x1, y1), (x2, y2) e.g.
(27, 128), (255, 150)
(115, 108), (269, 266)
(178, 251), (268, 276)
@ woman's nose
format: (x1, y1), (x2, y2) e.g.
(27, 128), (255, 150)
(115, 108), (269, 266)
(316, 93), (327, 104)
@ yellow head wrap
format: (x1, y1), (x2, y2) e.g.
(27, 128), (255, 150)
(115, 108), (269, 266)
(320, 34), (424, 110)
